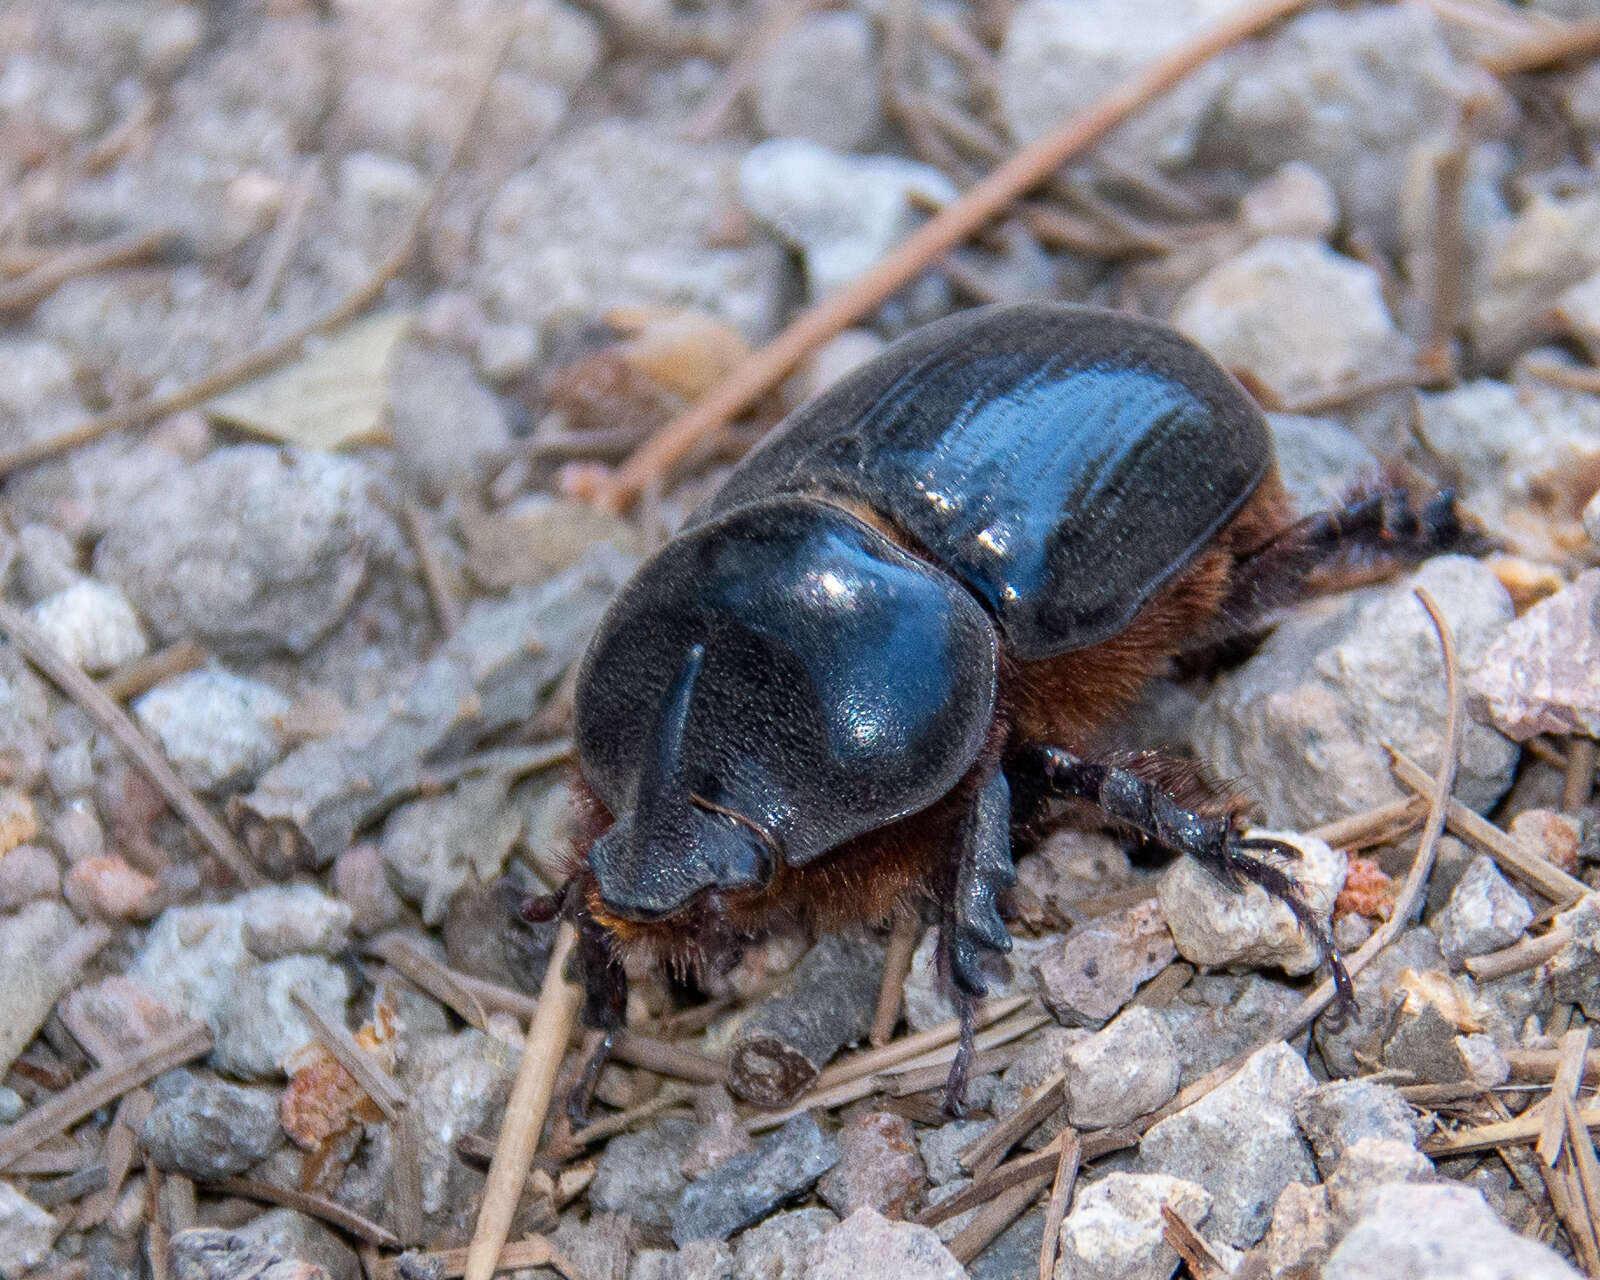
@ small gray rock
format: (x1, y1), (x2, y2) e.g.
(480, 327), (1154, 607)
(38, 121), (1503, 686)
(738, 138), (956, 301)
(755, 11), (881, 150)
(1161, 971), (1305, 1088)
(1266, 414), (1381, 516)
(1063, 1006), (1180, 1129)
(672, 1114), (838, 1246)
(1323, 1182), (1582, 1279)
(0, 898), (109, 1079)
(817, 1110), (926, 1220)
(29, 579), (147, 674)
(476, 122), (785, 345)
(1469, 569), (1600, 742)
(808, 1208), (964, 1280)
(1584, 487), (1600, 550)
(970, 1209), (1046, 1280)
(731, 1206), (836, 1280)
(233, 1208), (359, 1280)
(1262, 1181), (1334, 1280)
(1159, 829), (1343, 978)
(1471, 193), (1600, 363)
(1033, 899), (1176, 1027)
(1054, 1171), (1211, 1280)
(404, 1026), (519, 1222)
(388, 342), (510, 502)
(380, 775), (521, 926)
(916, 1119), (994, 1187)
(240, 884), (353, 959)
(1433, 855), (1534, 967)
(1294, 1078), (1419, 1177)
(1140, 1041), (1317, 1247)
(1174, 237), (1411, 406)
(1315, 926), (1447, 1077)
(134, 669), (291, 793)
(0, 1181), (59, 1277)
(592, 1118), (699, 1237)
(14, 522), (81, 602)
(1241, 164), (1341, 242)
(0, 843), (59, 913)
(1326, 1137), (1436, 1224)
(211, 953), (351, 1080)
(143, 1069), (284, 1180)
(1550, 895), (1600, 1019)
(993, 1026), (1083, 1151)
(1193, 557), (1517, 828)
(94, 446), (399, 657)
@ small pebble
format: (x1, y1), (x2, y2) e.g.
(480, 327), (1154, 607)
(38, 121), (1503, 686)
(1032, 898), (1176, 1027)
(1062, 1005), (1180, 1129)
(142, 1069), (284, 1179)
(1054, 1171), (1211, 1280)
(817, 1110), (926, 1220)
(63, 854), (161, 921)
(1294, 1077), (1419, 1176)
(0, 1181), (59, 1277)
(0, 844), (58, 912)
(755, 11), (881, 151)
(1432, 854), (1534, 967)
(28, 579), (148, 674)
(807, 1208), (964, 1280)
(133, 669), (291, 793)
(672, 1114), (838, 1245)
(1469, 569), (1600, 741)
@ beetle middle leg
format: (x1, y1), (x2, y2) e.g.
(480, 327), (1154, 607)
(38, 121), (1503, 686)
(1021, 745), (1354, 1012)
(937, 768), (1018, 1115)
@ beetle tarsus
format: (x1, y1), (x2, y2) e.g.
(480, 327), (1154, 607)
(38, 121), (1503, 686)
(567, 1027), (613, 1127)
(1025, 746), (1353, 1010)
(944, 992), (977, 1119)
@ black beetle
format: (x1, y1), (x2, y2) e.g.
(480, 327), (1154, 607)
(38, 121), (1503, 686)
(539, 301), (1473, 1108)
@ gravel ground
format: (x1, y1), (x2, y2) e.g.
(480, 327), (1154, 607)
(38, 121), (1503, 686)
(2, 2), (1600, 1278)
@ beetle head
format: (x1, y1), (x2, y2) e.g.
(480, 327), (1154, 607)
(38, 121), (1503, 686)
(587, 643), (777, 920)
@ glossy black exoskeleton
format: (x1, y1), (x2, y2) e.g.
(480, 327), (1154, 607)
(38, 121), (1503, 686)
(550, 302), (1475, 1108)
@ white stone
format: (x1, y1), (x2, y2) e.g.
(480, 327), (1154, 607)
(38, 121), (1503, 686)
(1174, 237), (1409, 405)
(739, 138), (957, 301)
(134, 669), (291, 793)
(755, 11), (882, 151)
(0, 1181), (59, 1276)
(1055, 1171), (1211, 1280)
(29, 579), (148, 674)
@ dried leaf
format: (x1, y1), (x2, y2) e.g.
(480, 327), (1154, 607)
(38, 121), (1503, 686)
(207, 311), (413, 450)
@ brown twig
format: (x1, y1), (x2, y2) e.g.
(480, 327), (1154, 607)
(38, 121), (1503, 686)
(243, 157), (318, 323)
(0, 26), (515, 480)
(1390, 749), (1587, 905)
(372, 1236), (587, 1280)
(1306, 795), (1427, 851)
(0, 227), (174, 315)
(598, 0), (1321, 511)
(74, 1089), (153, 1230)
(146, 1164), (170, 1280)
(1421, 133), (1469, 381)
(1541, 1027), (1592, 1166)
(289, 989), (405, 1120)
(464, 920), (583, 1280)
(98, 640), (208, 704)
(215, 1177), (401, 1248)
(949, 1175), (1046, 1265)
(1482, 16), (1600, 75)
(1037, 1129), (1081, 1280)
(0, 1020), (212, 1172)
(1565, 1093), (1600, 1259)
(870, 912), (921, 1047)
(402, 503), (465, 636)
(0, 598), (264, 888)
(1161, 1203), (1228, 1278)
(1564, 736), (1596, 811)
(1466, 928), (1573, 982)
(961, 1070), (1065, 1178)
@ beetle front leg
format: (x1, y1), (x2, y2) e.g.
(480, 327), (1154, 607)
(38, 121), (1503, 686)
(1023, 746), (1353, 1012)
(938, 769), (1017, 1114)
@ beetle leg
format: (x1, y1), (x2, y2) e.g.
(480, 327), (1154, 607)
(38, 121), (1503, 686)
(939, 769), (1017, 1114)
(1214, 487), (1485, 638)
(563, 906), (628, 1125)
(1023, 746), (1354, 1013)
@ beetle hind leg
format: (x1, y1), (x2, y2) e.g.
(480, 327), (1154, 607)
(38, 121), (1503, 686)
(938, 769), (1017, 1115)
(1023, 746), (1353, 1014)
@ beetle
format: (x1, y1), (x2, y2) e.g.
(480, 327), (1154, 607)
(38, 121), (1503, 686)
(537, 301), (1475, 1109)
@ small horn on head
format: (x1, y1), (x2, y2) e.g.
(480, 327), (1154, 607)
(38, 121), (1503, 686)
(634, 643), (704, 845)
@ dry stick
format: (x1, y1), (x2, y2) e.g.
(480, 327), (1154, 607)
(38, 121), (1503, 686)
(1541, 1151), (1600, 1273)
(1306, 795), (1427, 850)
(98, 640), (208, 704)
(74, 1089), (153, 1230)
(1162, 1203), (1228, 1278)
(464, 920), (584, 1280)
(244, 157), (318, 322)
(0, 227), (174, 314)
(962, 1070), (1066, 1178)
(402, 503), (465, 636)
(1037, 1130), (1081, 1280)
(870, 912), (921, 1047)
(949, 1175), (1047, 1266)
(215, 1177), (401, 1249)
(1482, 15), (1600, 75)
(1429, 1104), (1600, 1156)
(1511, 1048), (1600, 1086)
(598, 0), (1320, 511)
(1421, 134), (1469, 379)
(289, 989), (406, 1120)
(919, 1126), (1140, 1228)
(1390, 749), (1588, 906)
(1541, 1027), (1593, 1166)
(0, 26), (514, 481)
(1565, 1093), (1600, 1252)
(146, 1165), (170, 1280)
(0, 599), (263, 888)
(372, 1237), (586, 1280)
(0, 1020), (212, 1172)
(611, 1030), (727, 1085)
(813, 994), (1031, 1090)
(567, 1089), (686, 1148)
(1467, 928), (1573, 982)
(1564, 736), (1597, 811)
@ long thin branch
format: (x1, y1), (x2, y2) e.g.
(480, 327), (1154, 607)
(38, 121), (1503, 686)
(598, 0), (1319, 510)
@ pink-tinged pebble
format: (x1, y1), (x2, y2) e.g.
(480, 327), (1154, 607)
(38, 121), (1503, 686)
(63, 856), (161, 922)
(1469, 569), (1600, 740)
(0, 844), (60, 912)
